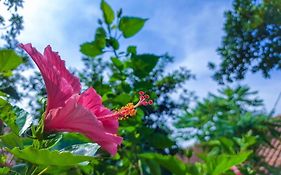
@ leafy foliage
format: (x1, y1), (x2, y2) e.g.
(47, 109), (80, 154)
(1, 0), (279, 174)
(210, 0), (281, 83)
(176, 86), (281, 174)
(119, 16), (147, 38)
(0, 0), (24, 48)
(78, 1), (194, 174)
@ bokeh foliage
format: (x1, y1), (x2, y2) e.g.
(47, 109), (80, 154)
(210, 0), (281, 83)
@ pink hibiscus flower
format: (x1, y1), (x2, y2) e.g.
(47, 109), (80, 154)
(19, 43), (125, 155)
(20, 43), (153, 155)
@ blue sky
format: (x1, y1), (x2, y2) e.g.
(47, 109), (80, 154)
(12, 0), (281, 114)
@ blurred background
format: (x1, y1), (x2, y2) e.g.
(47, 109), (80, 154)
(0, 0), (281, 174)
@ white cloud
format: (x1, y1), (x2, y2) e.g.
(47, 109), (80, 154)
(13, 0), (280, 114)
(18, 0), (100, 69)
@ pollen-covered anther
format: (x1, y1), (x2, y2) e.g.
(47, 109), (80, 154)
(117, 91), (154, 120)
(117, 103), (137, 120)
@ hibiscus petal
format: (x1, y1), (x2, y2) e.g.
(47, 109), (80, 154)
(45, 95), (122, 155)
(78, 88), (118, 134)
(19, 43), (81, 112)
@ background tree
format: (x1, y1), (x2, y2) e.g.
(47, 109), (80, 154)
(77, 1), (195, 174)
(176, 86), (281, 174)
(209, 0), (281, 83)
(0, 0), (31, 102)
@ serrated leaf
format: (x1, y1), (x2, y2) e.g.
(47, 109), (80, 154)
(119, 16), (147, 38)
(101, 0), (115, 25)
(10, 146), (95, 166)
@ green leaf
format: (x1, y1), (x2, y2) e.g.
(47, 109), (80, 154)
(0, 49), (22, 74)
(131, 54), (159, 78)
(61, 143), (100, 157)
(14, 106), (31, 135)
(0, 133), (32, 149)
(127, 45), (137, 55)
(0, 167), (9, 175)
(52, 133), (92, 150)
(212, 151), (252, 175)
(148, 133), (174, 149)
(1, 86), (20, 100)
(119, 16), (147, 38)
(95, 27), (106, 49)
(0, 91), (5, 97)
(113, 93), (131, 105)
(10, 146), (95, 166)
(101, 0), (115, 25)
(111, 57), (124, 70)
(0, 98), (19, 133)
(11, 164), (27, 175)
(108, 37), (119, 50)
(139, 153), (186, 175)
(80, 42), (103, 57)
(0, 99), (30, 135)
(143, 159), (161, 175)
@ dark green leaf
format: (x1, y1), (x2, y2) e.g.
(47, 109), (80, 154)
(52, 133), (92, 150)
(148, 133), (174, 149)
(101, 0), (115, 25)
(1, 86), (20, 100)
(117, 8), (122, 18)
(143, 159), (161, 175)
(108, 37), (119, 50)
(139, 153), (186, 175)
(131, 54), (159, 78)
(0, 98), (19, 133)
(119, 16), (147, 38)
(0, 133), (32, 149)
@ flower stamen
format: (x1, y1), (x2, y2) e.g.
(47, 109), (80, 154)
(98, 91), (153, 121)
(118, 91), (153, 120)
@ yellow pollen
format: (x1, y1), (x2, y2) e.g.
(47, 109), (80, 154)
(118, 103), (137, 120)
